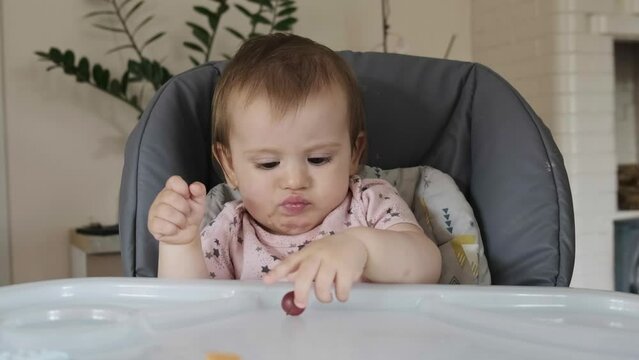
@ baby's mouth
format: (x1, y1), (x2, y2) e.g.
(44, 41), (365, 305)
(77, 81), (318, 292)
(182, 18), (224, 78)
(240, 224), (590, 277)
(280, 196), (310, 215)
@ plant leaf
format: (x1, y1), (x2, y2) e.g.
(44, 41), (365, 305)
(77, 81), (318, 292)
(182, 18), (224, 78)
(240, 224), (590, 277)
(189, 56), (200, 67)
(252, 14), (270, 25)
(280, 0), (295, 7)
(109, 79), (122, 94)
(76, 57), (90, 82)
(247, 0), (273, 9)
(183, 41), (205, 53)
(194, 6), (214, 18)
(225, 27), (245, 41)
(129, 95), (139, 108)
(93, 64), (104, 88)
(132, 15), (154, 35)
(140, 32), (165, 51)
(121, 71), (129, 93)
(125, 1), (144, 21)
(84, 10), (116, 19)
(93, 23), (126, 33)
(46, 65), (59, 71)
(49, 48), (63, 62)
(208, 13), (220, 30)
(234, 4), (254, 19)
(62, 50), (75, 74)
(277, 7), (296, 17)
(273, 17), (296, 31)
(187, 22), (211, 46)
(218, 2), (230, 14)
(106, 44), (135, 55)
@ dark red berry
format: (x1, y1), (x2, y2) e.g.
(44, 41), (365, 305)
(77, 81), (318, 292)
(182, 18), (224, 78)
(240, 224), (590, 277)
(281, 291), (305, 316)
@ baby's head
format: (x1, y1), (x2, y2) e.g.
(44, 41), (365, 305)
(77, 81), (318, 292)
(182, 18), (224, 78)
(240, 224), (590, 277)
(212, 33), (366, 236)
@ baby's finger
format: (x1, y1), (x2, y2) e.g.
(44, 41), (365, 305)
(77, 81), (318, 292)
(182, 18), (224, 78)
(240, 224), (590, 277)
(149, 216), (180, 239)
(189, 182), (207, 202)
(293, 258), (321, 308)
(154, 203), (188, 229)
(157, 190), (191, 215)
(334, 271), (353, 303)
(165, 175), (190, 198)
(313, 263), (335, 303)
(263, 253), (302, 284)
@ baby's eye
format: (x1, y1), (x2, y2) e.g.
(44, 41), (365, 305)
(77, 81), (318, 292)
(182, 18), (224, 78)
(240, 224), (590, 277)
(256, 161), (279, 170)
(308, 157), (331, 165)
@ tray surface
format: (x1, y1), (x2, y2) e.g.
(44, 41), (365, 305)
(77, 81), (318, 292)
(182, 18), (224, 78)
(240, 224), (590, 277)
(0, 278), (638, 360)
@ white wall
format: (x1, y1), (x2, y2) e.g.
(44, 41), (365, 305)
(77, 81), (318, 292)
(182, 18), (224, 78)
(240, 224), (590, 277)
(3, 0), (471, 283)
(472, 0), (621, 290)
(0, 0), (11, 285)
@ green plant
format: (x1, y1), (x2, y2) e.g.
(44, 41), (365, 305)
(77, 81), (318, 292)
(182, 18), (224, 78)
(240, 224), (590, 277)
(224, 0), (297, 57)
(35, 0), (297, 117)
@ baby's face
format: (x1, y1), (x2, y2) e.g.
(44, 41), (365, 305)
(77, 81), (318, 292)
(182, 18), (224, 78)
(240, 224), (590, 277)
(218, 85), (363, 235)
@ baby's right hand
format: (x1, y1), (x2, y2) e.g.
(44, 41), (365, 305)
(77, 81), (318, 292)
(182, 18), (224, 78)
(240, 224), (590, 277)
(148, 175), (207, 245)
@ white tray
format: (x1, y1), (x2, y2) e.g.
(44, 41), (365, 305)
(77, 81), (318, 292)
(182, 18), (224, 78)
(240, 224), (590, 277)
(0, 278), (638, 360)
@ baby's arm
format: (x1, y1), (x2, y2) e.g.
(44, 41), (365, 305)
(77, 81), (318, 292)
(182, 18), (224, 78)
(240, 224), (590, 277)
(343, 224), (441, 284)
(148, 175), (209, 278)
(263, 224), (440, 308)
(264, 178), (441, 308)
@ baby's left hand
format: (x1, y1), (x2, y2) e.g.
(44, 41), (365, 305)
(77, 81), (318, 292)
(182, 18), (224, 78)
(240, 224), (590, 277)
(262, 232), (368, 309)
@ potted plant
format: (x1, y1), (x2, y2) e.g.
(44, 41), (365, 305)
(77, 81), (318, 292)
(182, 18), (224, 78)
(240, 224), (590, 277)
(34, 0), (297, 237)
(35, 0), (298, 117)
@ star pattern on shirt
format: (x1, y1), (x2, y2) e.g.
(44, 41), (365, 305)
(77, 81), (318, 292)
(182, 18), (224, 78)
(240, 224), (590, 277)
(344, 220), (352, 227)
(209, 272), (216, 279)
(205, 251), (213, 259)
(386, 208), (400, 217)
(213, 249), (220, 258)
(422, 176), (432, 188)
(297, 240), (311, 251)
(378, 193), (390, 200)
(382, 207), (401, 223)
(238, 236), (244, 244)
(262, 265), (270, 273)
(256, 246), (262, 252)
(214, 238), (220, 245)
(271, 255), (279, 261)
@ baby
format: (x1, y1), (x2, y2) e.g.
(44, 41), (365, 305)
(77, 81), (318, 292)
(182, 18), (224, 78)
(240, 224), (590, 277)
(148, 33), (441, 309)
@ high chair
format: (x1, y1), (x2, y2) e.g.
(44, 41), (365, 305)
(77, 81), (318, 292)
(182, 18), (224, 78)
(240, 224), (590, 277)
(119, 52), (575, 285)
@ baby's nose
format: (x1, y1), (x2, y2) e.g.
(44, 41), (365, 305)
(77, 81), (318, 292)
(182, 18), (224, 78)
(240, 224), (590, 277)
(282, 163), (311, 190)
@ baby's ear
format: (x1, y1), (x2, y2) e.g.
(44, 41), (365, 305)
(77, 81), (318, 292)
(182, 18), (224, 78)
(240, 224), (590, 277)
(213, 144), (238, 188)
(350, 132), (366, 175)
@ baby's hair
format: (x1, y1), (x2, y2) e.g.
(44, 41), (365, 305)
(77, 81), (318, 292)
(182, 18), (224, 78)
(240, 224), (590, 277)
(212, 33), (365, 153)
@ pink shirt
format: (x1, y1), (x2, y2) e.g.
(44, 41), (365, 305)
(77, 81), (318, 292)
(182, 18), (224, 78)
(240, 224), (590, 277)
(200, 176), (419, 280)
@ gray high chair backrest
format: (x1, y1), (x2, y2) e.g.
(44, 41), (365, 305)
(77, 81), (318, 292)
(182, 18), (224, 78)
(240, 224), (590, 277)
(119, 52), (575, 286)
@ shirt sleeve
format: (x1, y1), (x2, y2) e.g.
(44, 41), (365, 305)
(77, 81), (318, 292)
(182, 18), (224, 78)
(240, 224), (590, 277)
(358, 178), (420, 230)
(200, 202), (238, 279)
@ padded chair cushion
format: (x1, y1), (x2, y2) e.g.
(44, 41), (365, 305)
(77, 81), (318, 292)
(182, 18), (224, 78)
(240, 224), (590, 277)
(360, 166), (491, 285)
